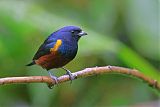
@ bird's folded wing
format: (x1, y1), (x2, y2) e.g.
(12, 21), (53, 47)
(33, 38), (58, 60)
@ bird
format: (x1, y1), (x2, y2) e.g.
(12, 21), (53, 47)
(26, 26), (87, 88)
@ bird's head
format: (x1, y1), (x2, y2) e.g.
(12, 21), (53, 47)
(56, 26), (87, 41)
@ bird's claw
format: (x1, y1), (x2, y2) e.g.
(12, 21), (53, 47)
(66, 71), (74, 84)
(62, 67), (74, 84)
(48, 71), (58, 89)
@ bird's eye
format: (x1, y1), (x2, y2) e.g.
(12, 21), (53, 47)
(71, 31), (74, 33)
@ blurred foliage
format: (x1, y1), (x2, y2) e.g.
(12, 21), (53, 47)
(0, 0), (159, 107)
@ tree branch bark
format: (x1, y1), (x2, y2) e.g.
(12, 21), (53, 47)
(0, 66), (159, 91)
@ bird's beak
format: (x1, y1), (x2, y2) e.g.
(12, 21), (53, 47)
(78, 31), (87, 36)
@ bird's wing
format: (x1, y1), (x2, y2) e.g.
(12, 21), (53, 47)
(33, 37), (59, 60)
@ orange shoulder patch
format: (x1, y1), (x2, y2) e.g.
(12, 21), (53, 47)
(50, 39), (62, 52)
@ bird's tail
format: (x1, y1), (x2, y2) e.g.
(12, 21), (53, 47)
(26, 61), (35, 66)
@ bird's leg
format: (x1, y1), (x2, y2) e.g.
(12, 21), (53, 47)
(61, 67), (74, 83)
(47, 71), (58, 89)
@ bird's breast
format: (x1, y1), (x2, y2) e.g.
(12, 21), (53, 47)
(58, 41), (78, 60)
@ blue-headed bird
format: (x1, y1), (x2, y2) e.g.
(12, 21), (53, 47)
(27, 26), (87, 87)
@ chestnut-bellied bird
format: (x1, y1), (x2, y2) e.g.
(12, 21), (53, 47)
(27, 26), (87, 87)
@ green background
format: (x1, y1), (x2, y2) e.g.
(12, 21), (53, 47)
(0, 0), (159, 107)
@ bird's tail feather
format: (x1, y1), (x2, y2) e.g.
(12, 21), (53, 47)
(26, 61), (35, 66)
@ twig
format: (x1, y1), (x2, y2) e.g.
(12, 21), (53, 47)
(0, 66), (159, 91)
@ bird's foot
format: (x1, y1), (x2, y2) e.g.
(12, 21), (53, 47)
(66, 70), (75, 82)
(62, 67), (75, 84)
(48, 71), (58, 89)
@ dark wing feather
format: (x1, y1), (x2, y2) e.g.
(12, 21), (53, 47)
(33, 37), (57, 60)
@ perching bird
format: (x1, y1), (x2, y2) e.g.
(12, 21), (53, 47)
(27, 26), (87, 87)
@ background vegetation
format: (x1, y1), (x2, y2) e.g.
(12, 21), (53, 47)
(0, 0), (159, 107)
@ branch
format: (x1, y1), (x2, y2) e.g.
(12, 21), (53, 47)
(0, 66), (159, 91)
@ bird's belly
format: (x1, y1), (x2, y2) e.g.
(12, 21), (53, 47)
(35, 53), (71, 70)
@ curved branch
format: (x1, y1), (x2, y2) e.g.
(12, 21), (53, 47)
(0, 66), (159, 91)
